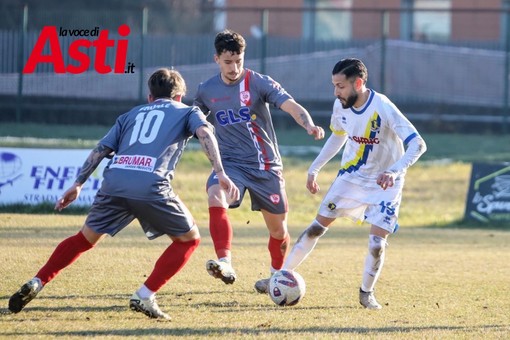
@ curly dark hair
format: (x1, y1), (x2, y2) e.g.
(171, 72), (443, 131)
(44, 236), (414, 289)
(214, 29), (246, 56)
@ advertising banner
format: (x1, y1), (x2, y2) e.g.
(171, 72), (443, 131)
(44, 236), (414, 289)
(464, 162), (510, 223)
(0, 147), (108, 206)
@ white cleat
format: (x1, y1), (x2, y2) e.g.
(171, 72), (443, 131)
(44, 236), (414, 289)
(359, 288), (382, 310)
(8, 278), (43, 313)
(205, 259), (236, 284)
(129, 293), (171, 320)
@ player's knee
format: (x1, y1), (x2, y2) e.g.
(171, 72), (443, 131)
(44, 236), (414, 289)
(305, 220), (328, 238)
(368, 235), (386, 258)
(174, 225), (201, 243)
(207, 185), (230, 207)
(295, 220), (327, 245)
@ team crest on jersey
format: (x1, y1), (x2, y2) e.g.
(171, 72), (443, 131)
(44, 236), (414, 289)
(370, 118), (381, 132)
(270, 194), (280, 204)
(240, 91), (250, 105)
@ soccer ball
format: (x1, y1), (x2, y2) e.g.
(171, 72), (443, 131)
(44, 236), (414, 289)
(269, 270), (306, 306)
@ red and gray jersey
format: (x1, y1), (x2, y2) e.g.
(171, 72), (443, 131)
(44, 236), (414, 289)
(193, 69), (292, 171)
(98, 99), (209, 200)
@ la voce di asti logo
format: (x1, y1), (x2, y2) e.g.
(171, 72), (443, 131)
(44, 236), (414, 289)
(23, 24), (135, 74)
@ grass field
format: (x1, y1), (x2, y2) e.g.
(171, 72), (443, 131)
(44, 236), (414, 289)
(1, 214), (509, 338)
(1, 124), (510, 338)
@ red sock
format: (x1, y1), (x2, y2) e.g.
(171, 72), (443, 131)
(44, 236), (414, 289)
(268, 234), (290, 270)
(209, 207), (232, 259)
(36, 231), (93, 285)
(144, 238), (200, 293)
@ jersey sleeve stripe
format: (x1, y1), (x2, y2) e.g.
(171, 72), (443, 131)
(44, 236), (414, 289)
(329, 124), (347, 136)
(403, 132), (418, 147)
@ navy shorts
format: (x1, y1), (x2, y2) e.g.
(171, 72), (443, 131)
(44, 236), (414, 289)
(85, 191), (196, 240)
(206, 164), (288, 214)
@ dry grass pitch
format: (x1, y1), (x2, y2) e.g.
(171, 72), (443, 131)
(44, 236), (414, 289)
(1, 156), (509, 339)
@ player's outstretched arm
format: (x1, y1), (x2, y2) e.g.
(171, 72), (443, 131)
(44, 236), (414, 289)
(280, 99), (325, 140)
(307, 133), (348, 194)
(196, 125), (240, 202)
(55, 144), (113, 211)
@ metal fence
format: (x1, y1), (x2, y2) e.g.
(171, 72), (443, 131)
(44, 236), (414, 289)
(1, 5), (509, 132)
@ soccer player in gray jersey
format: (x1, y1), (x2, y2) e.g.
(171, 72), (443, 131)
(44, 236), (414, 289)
(8, 68), (239, 320)
(193, 29), (325, 293)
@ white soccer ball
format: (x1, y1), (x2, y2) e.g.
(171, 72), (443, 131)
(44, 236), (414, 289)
(269, 270), (306, 306)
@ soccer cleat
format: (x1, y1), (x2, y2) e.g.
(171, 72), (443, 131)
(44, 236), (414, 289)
(359, 288), (382, 310)
(129, 293), (171, 320)
(8, 279), (43, 313)
(205, 259), (236, 284)
(254, 278), (270, 294)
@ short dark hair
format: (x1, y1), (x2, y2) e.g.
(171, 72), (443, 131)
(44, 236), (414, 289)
(332, 58), (368, 83)
(214, 29), (246, 55)
(148, 68), (186, 99)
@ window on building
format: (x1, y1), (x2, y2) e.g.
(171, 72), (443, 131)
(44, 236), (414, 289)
(304, 0), (352, 40)
(413, 0), (451, 41)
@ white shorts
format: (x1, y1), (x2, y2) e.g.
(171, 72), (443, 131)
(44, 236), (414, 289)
(318, 177), (402, 233)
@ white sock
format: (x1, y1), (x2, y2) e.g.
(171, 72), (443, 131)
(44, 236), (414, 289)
(361, 235), (387, 292)
(32, 277), (43, 291)
(283, 220), (328, 270)
(219, 257), (231, 264)
(136, 284), (155, 300)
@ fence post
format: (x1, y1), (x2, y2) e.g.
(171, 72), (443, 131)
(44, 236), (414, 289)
(16, 5), (28, 123)
(260, 9), (268, 74)
(138, 7), (148, 103)
(380, 10), (389, 93)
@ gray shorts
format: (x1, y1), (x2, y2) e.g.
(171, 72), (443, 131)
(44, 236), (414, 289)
(85, 191), (195, 240)
(206, 164), (288, 214)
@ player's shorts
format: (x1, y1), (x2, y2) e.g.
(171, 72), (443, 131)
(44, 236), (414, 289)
(85, 190), (196, 240)
(318, 177), (402, 233)
(206, 163), (288, 214)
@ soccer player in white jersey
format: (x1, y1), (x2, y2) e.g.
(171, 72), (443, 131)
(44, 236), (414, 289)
(281, 58), (427, 309)
(193, 29), (325, 292)
(8, 68), (239, 320)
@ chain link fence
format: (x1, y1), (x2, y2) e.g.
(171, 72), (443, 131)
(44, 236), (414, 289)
(0, 5), (509, 132)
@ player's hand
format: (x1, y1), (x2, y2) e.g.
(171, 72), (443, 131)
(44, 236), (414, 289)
(377, 172), (396, 190)
(307, 125), (325, 140)
(306, 173), (320, 194)
(55, 183), (82, 211)
(217, 172), (240, 202)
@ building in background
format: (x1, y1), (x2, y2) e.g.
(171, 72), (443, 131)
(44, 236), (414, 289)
(221, 0), (504, 43)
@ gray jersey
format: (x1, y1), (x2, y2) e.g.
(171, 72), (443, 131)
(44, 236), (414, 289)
(98, 99), (208, 200)
(194, 69), (292, 171)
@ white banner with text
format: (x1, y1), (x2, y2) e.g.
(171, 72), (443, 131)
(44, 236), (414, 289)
(0, 147), (108, 206)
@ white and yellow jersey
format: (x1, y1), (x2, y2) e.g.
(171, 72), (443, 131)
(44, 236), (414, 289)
(331, 89), (419, 189)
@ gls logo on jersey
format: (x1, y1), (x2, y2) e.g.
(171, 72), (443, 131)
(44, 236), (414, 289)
(216, 107), (251, 126)
(23, 24), (134, 74)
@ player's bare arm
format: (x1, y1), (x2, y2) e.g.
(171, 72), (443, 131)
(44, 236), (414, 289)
(280, 99), (325, 140)
(55, 144), (113, 211)
(196, 125), (240, 201)
(76, 144), (113, 185)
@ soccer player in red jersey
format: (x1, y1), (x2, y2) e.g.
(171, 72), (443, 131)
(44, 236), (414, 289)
(194, 29), (325, 292)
